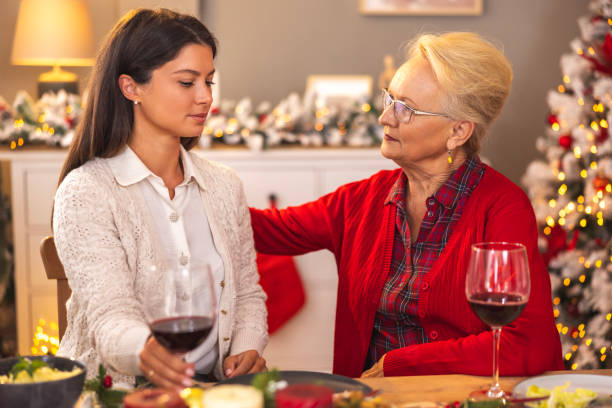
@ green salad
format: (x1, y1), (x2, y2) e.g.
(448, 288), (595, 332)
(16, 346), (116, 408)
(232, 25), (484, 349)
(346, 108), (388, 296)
(526, 382), (597, 408)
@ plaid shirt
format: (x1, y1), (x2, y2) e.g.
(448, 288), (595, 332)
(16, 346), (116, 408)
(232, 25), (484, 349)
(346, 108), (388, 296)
(366, 156), (485, 367)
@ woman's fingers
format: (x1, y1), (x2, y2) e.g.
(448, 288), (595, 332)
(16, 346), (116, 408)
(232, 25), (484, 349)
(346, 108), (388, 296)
(139, 337), (194, 390)
(247, 357), (267, 374)
(230, 351), (259, 377)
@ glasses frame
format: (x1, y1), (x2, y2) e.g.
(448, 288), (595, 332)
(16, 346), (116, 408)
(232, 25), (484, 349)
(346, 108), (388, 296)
(382, 88), (449, 124)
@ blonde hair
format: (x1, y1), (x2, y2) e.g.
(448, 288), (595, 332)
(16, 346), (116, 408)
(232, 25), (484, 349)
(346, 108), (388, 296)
(406, 32), (513, 155)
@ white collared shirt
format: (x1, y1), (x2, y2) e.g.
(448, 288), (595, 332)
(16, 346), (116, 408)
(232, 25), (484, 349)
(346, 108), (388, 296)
(107, 145), (223, 374)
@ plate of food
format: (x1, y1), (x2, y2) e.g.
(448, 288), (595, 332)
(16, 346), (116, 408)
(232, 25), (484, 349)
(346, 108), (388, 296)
(513, 374), (612, 407)
(216, 370), (372, 394)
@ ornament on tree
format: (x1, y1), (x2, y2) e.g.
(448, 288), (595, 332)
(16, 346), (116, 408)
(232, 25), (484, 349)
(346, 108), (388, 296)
(559, 134), (573, 149)
(593, 174), (609, 191)
(548, 114), (560, 126)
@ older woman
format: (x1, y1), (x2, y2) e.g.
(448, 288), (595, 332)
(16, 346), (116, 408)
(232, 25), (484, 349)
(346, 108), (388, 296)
(249, 32), (563, 377)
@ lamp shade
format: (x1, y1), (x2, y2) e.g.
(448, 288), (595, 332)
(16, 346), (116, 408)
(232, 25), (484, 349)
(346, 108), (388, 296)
(11, 0), (95, 67)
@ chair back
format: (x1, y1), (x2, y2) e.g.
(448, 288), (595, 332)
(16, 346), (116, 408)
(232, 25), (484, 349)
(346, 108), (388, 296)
(40, 236), (70, 340)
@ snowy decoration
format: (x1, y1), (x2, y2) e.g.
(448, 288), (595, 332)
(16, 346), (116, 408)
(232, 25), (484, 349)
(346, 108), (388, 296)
(0, 89), (381, 151)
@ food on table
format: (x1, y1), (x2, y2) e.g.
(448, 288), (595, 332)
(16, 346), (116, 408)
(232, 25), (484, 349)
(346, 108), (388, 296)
(123, 388), (188, 408)
(203, 384), (264, 408)
(276, 384), (334, 408)
(333, 390), (392, 408)
(180, 387), (204, 408)
(0, 356), (81, 384)
(526, 382), (597, 408)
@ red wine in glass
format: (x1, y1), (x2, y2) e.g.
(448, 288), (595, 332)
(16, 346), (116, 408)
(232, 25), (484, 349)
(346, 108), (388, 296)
(468, 292), (527, 327)
(146, 262), (217, 360)
(150, 316), (214, 354)
(465, 242), (530, 400)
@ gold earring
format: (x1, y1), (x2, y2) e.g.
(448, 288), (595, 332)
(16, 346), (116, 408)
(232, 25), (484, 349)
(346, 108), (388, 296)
(447, 149), (453, 164)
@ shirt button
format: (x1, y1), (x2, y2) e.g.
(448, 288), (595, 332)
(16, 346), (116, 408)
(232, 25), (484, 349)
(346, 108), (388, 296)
(179, 254), (189, 265)
(223, 337), (230, 341)
(169, 212), (179, 222)
(221, 310), (227, 315)
(427, 210), (433, 217)
(421, 282), (429, 291)
(220, 280), (225, 288)
(427, 198), (435, 206)
(429, 330), (439, 340)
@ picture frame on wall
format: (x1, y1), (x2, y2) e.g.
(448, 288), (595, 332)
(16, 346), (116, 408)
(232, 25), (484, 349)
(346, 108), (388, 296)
(305, 75), (373, 109)
(359, 0), (483, 16)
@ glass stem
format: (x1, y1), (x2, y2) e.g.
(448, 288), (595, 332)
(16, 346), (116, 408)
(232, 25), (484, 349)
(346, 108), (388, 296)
(488, 326), (503, 398)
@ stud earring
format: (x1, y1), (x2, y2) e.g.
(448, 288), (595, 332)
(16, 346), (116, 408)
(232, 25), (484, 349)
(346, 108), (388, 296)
(447, 149), (453, 164)
(133, 100), (139, 105)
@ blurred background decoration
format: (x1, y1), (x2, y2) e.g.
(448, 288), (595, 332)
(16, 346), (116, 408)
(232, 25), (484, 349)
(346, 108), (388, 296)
(0, 89), (383, 151)
(11, 0), (95, 97)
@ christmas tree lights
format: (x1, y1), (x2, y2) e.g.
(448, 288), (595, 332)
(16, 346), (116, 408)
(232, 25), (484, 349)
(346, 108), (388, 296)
(523, 0), (612, 369)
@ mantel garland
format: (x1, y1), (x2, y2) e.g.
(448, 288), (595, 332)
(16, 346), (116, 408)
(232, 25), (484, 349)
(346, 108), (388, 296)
(0, 90), (383, 150)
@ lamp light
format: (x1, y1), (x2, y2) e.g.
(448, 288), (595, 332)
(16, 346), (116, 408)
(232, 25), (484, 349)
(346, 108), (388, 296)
(11, 0), (95, 97)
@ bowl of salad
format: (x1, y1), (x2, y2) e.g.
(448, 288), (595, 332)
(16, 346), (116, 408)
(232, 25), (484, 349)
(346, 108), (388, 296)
(0, 355), (85, 408)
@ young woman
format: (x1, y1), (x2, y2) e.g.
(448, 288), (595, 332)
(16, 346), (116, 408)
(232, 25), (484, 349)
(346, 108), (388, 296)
(53, 8), (268, 390)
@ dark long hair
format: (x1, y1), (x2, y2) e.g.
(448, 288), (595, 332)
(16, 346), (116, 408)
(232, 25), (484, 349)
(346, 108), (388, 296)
(58, 8), (217, 185)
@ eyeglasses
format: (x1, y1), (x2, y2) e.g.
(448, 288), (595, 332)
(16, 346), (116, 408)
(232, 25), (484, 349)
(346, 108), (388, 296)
(381, 88), (448, 124)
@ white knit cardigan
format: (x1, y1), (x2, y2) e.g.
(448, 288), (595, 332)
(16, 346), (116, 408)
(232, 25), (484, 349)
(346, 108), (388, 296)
(53, 151), (268, 385)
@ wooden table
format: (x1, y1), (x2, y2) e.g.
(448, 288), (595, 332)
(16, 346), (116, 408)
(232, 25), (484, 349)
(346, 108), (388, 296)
(359, 369), (612, 405)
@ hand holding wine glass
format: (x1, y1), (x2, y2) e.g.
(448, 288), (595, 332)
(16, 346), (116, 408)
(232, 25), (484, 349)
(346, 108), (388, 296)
(466, 242), (530, 400)
(140, 262), (217, 389)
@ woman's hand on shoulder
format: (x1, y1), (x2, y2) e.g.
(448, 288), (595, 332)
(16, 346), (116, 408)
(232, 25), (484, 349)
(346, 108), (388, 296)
(223, 350), (267, 378)
(139, 336), (195, 391)
(360, 354), (385, 378)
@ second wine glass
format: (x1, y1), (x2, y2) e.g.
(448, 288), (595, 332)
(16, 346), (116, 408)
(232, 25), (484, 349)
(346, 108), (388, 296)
(146, 262), (217, 354)
(465, 242), (530, 399)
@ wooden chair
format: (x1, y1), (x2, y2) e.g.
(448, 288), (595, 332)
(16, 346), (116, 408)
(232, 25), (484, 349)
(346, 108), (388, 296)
(40, 236), (70, 340)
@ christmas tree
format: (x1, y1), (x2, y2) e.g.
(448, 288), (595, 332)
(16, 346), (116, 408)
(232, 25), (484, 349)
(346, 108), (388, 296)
(522, 0), (612, 369)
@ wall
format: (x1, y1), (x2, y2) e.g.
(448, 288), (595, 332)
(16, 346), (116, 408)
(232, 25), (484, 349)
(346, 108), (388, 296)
(201, 0), (586, 183)
(0, 0), (588, 183)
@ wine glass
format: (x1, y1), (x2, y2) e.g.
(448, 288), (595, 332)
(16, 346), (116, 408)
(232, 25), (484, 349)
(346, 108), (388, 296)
(145, 262), (217, 355)
(465, 242), (530, 400)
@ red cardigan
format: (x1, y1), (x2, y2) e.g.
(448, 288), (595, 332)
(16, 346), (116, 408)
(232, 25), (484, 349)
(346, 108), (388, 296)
(249, 165), (564, 377)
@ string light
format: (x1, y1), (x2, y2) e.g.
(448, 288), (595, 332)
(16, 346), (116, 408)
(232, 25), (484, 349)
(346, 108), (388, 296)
(559, 184), (568, 195)
(558, 172), (566, 181)
(558, 85), (566, 93)
(578, 98), (585, 106)
(31, 318), (60, 355)
(574, 146), (581, 158)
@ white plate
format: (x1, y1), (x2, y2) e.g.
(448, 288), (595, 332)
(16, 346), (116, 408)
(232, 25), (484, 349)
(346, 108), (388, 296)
(513, 374), (612, 397)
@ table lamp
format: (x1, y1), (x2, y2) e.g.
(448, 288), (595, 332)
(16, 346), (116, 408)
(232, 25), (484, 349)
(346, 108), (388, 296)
(11, 0), (95, 97)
